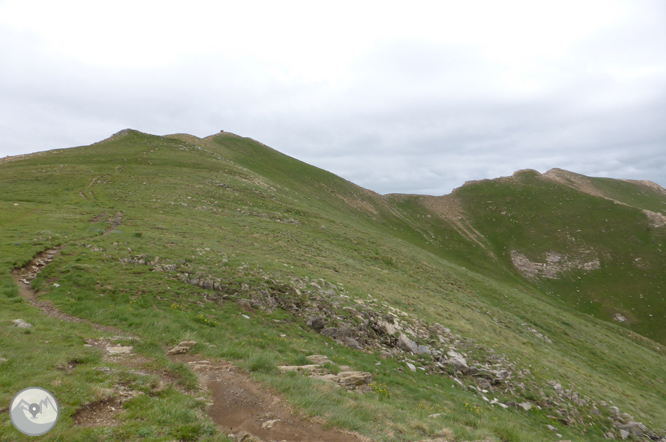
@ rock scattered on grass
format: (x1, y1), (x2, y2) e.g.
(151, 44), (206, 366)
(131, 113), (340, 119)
(106, 345), (133, 355)
(519, 402), (532, 411)
(306, 354), (332, 365)
(311, 371), (373, 390)
(167, 340), (197, 355)
(12, 319), (32, 328)
(142, 262), (666, 439)
(446, 350), (469, 374)
(397, 333), (418, 353)
(278, 364), (320, 372)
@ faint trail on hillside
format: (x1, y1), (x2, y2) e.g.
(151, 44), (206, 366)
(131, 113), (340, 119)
(12, 248), (126, 335)
(171, 355), (370, 442)
(105, 211), (123, 233)
(10, 220), (370, 441)
(418, 194), (497, 259)
(12, 211), (125, 331)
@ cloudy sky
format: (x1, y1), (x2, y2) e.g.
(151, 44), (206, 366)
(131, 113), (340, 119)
(1, 1), (665, 195)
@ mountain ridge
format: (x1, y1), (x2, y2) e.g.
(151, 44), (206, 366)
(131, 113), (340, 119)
(1, 129), (665, 441)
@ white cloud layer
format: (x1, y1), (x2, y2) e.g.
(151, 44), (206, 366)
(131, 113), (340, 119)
(1, 0), (665, 194)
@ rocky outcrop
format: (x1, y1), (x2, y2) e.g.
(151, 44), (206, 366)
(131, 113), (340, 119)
(306, 316), (326, 332)
(311, 371), (373, 390)
(130, 255), (665, 442)
(306, 355), (332, 365)
(335, 371), (373, 388)
(446, 350), (469, 374)
(644, 210), (666, 228)
(279, 354), (372, 391)
(511, 250), (600, 279)
(397, 333), (418, 353)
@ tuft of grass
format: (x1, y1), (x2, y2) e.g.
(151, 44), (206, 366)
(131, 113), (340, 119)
(247, 352), (277, 374)
(291, 354), (310, 366)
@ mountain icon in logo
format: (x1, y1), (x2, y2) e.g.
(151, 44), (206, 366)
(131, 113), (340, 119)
(10, 387), (59, 436)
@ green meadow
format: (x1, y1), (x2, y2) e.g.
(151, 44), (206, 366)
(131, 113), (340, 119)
(1, 130), (665, 441)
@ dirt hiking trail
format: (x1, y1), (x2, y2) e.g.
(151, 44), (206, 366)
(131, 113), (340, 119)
(11, 246), (368, 442)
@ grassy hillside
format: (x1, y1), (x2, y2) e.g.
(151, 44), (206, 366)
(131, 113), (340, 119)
(421, 169), (666, 345)
(1, 130), (665, 441)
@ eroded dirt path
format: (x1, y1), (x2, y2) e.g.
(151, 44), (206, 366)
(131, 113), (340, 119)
(12, 248), (126, 334)
(172, 354), (369, 442)
(12, 246), (368, 441)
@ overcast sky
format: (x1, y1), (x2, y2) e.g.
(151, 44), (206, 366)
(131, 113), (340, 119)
(1, 1), (665, 195)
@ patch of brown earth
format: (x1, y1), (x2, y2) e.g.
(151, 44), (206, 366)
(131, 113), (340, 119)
(418, 194), (496, 258)
(105, 211), (124, 233)
(318, 182), (379, 216)
(72, 383), (147, 428)
(171, 355), (369, 442)
(544, 170), (666, 222)
(91, 211), (108, 223)
(89, 176), (102, 187)
(620, 178), (666, 196)
(73, 397), (124, 427)
(543, 168), (608, 198)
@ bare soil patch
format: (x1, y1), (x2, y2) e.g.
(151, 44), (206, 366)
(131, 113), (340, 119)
(11, 244), (368, 440)
(419, 194), (495, 258)
(171, 354), (368, 442)
(105, 211), (124, 233)
(91, 211), (108, 223)
(73, 397), (124, 427)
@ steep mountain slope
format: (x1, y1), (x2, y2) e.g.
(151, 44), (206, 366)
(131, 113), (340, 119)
(1, 130), (665, 442)
(402, 169), (666, 344)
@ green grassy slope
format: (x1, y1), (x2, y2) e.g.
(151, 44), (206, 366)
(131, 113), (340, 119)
(418, 169), (666, 345)
(1, 131), (665, 441)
